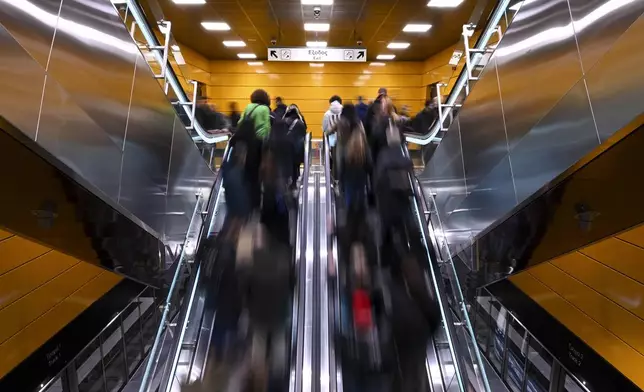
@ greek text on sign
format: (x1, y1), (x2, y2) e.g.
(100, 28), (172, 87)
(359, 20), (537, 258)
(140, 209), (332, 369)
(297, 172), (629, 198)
(268, 47), (367, 62)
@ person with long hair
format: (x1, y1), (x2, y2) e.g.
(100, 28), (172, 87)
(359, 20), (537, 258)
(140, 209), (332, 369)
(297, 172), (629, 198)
(283, 104), (308, 186)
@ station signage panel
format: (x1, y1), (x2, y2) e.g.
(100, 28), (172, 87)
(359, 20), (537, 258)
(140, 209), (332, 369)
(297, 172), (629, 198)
(267, 47), (367, 62)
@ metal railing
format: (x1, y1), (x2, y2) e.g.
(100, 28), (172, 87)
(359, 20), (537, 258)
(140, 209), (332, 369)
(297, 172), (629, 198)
(406, 0), (512, 145)
(137, 142), (231, 392)
(113, 0), (228, 145)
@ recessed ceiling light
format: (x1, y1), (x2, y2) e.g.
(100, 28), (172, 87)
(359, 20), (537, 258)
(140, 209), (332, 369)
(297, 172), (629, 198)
(403, 24), (432, 32)
(387, 42), (410, 49)
(427, 0), (464, 7)
(172, 0), (205, 4)
(309, 63), (325, 67)
(307, 41), (327, 48)
(223, 40), (246, 47)
(369, 62), (386, 66)
(376, 54), (395, 60)
(302, 0), (332, 4)
(171, 44), (180, 51)
(173, 52), (186, 65)
(509, 1), (523, 11)
(201, 22), (230, 31)
(304, 23), (330, 32)
(247, 61), (263, 66)
(237, 53), (256, 59)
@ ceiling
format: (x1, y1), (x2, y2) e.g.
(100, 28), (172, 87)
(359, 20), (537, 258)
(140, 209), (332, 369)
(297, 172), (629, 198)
(143, 0), (483, 62)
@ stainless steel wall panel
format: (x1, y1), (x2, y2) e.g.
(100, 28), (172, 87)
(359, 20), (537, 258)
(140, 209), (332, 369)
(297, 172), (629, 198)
(510, 79), (599, 201)
(458, 59), (508, 193)
(0, 24), (46, 139)
(45, 0), (138, 148)
(452, 155), (517, 239)
(0, 0), (63, 68)
(568, 0), (644, 73)
(165, 116), (214, 244)
(38, 72), (122, 200)
(585, 14), (644, 142)
(495, 0), (584, 150)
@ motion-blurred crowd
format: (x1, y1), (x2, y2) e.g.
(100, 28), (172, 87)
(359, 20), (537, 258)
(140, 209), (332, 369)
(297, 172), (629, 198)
(187, 88), (441, 392)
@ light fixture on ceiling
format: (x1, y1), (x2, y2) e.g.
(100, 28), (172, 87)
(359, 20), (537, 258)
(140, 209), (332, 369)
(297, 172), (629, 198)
(223, 40), (246, 47)
(173, 52), (186, 65)
(172, 0), (206, 3)
(201, 22), (231, 31)
(427, 0), (464, 8)
(237, 53), (256, 59)
(301, 0), (332, 4)
(247, 61), (263, 66)
(309, 62), (325, 67)
(376, 54), (395, 60)
(171, 44), (180, 51)
(509, 1), (523, 11)
(403, 23), (432, 32)
(304, 23), (330, 32)
(387, 42), (410, 49)
(306, 41), (328, 48)
(369, 62), (386, 66)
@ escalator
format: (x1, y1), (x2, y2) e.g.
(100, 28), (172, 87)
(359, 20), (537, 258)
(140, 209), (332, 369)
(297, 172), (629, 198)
(134, 134), (315, 392)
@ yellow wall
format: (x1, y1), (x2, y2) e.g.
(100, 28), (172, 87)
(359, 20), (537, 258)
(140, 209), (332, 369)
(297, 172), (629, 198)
(510, 223), (644, 389)
(205, 61), (425, 138)
(0, 228), (121, 378)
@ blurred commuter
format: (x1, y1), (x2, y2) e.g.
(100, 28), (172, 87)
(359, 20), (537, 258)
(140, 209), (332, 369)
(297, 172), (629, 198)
(229, 101), (241, 132)
(239, 222), (292, 392)
(356, 96), (369, 123)
(283, 104), (308, 187)
(364, 87), (388, 139)
(273, 96), (287, 118)
(412, 98), (439, 134)
(322, 95), (343, 147)
(336, 104), (372, 219)
(235, 89), (272, 209)
(370, 95), (404, 164)
(222, 142), (252, 221)
(261, 116), (295, 245)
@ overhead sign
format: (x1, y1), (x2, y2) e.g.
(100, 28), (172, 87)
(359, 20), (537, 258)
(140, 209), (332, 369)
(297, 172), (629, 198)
(449, 50), (463, 66)
(268, 47), (367, 62)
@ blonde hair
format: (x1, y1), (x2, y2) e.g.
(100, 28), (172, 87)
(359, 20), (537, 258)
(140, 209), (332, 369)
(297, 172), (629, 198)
(381, 96), (399, 121)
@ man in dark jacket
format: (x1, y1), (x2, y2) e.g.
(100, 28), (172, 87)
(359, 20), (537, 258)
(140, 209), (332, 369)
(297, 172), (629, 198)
(412, 98), (439, 134)
(356, 96), (369, 123)
(363, 88), (388, 139)
(273, 97), (287, 119)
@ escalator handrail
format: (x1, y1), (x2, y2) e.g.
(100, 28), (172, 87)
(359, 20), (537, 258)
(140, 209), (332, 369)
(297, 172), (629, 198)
(291, 133), (312, 392)
(125, 0), (226, 145)
(404, 0), (511, 145)
(138, 142), (232, 392)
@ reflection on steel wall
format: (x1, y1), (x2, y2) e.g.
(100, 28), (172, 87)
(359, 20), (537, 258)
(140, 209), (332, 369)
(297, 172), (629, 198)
(0, 0), (214, 244)
(421, 0), (644, 265)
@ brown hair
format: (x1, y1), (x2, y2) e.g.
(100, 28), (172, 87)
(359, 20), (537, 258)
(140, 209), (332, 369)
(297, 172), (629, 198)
(345, 123), (367, 165)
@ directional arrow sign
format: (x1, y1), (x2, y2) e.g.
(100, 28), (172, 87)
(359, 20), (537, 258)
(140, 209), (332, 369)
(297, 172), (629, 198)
(267, 47), (367, 62)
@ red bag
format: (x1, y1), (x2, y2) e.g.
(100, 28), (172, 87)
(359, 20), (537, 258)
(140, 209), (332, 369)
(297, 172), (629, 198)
(352, 289), (373, 332)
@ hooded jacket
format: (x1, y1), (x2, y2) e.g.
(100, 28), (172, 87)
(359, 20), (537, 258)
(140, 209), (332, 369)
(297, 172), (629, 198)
(322, 100), (343, 134)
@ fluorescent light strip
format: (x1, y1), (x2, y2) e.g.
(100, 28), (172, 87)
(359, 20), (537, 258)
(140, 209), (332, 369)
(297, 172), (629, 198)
(223, 40), (245, 47)
(237, 53), (256, 59)
(304, 23), (330, 32)
(403, 23), (432, 32)
(172, 0), (205, 4)
(201, 22), (230, 31)
(247, 61), (263, 66)
(301, 0), (332, 4)
(309, 62), (324, 67)
(173, 51), (186, 65)
(369, 62), (386, 66)
(376, 54), (395, 60)
(387, 42), (410, 49)
(306, 41), (327, 48)
(427, 0), (465, 7)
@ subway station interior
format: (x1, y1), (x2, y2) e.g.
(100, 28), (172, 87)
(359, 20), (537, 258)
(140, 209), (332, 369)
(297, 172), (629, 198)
(1, 0), (644, 391)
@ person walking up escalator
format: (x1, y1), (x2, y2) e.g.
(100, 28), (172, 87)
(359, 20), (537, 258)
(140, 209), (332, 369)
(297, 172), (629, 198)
(283, 104), (307, 188)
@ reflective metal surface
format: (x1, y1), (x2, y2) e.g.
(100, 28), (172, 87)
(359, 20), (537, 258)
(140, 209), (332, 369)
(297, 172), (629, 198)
(0, 23), (47, 139)
(421, 0), (644, 271)
(0, 0), (214, 245)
